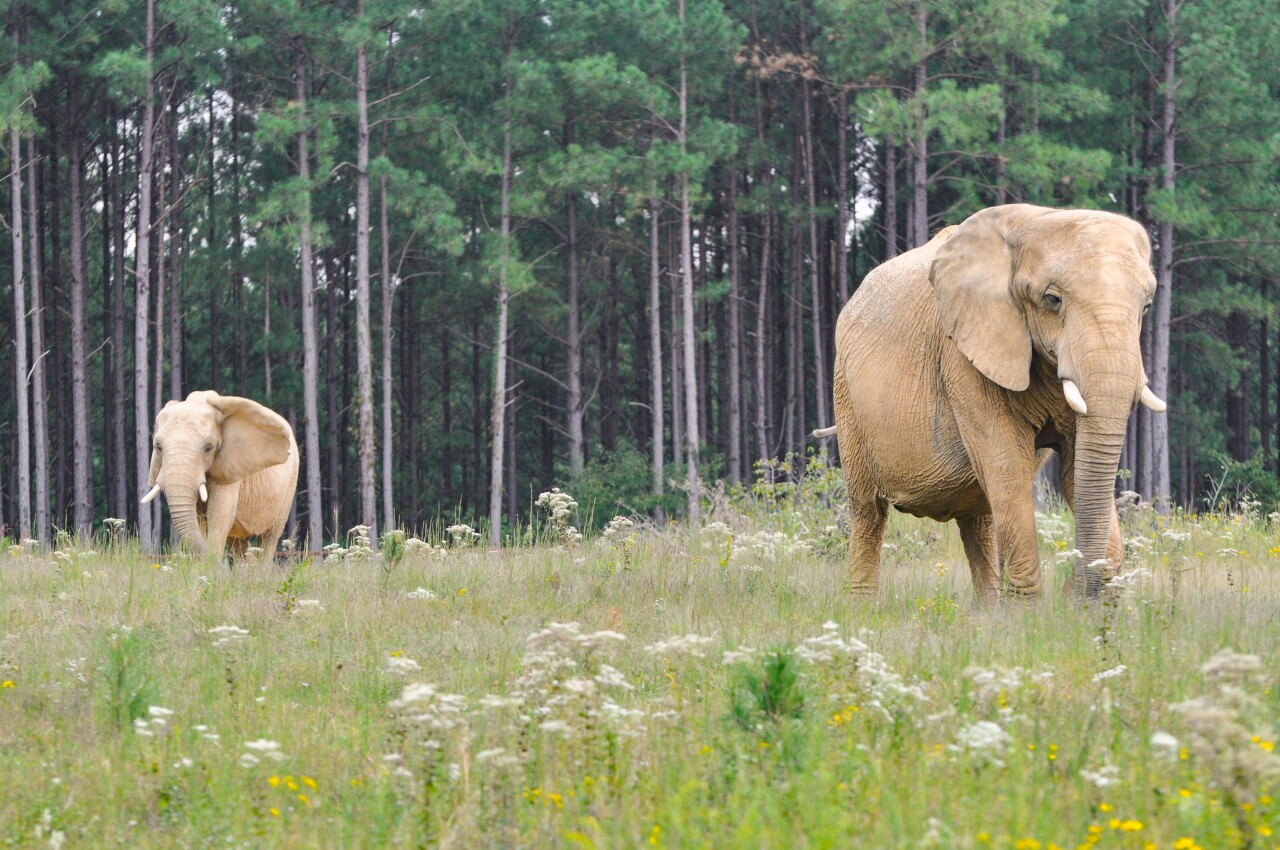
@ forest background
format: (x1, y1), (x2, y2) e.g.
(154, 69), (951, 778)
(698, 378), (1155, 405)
(1, 0), (1278, 550)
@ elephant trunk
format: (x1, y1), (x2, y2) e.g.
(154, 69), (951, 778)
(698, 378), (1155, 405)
(154, 452), (209, 556)
(1068, 348), (1140, 598)
(165, 490), (208, 557)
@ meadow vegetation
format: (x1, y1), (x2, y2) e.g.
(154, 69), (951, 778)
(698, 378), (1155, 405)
(2, 456), (1279, 848)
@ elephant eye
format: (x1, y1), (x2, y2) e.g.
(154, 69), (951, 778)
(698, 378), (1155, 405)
(204, 443), (213, 454)
(1044, 292), (1062, 311)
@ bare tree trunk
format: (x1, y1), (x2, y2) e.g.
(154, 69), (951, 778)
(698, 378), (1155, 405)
(380, 174), (395, 533)
(380, 29), (396, 534)
(355, 15), (378, 538)
(1150, 0), (1179, 508)
(1262, 284), (1271, 467)
(678, 0), (699, 518)
(110, 108), (128, 523)
(726, 143), (743, 485)
(69, 121), (92, 535)
(488, 70), (514, 547)
(884, 142), (898, 259)
(9, 78), (32, 541)
(155, 116), (167, 414)
(206, 90), (221, 390)
(911, 4), (929, 247)
(754, 78), (773, 464)
(133, 0), (157, 548)
(27, 134), (50, 542)
(801, 72), (830, 432)
(836, 89), (850, 306)
(648, 193), (665, 510)
(566, 150), (585, 475)
(325, 257), (340, 536)
(669, 232), (683, 475)
(168, 97), (182, 399)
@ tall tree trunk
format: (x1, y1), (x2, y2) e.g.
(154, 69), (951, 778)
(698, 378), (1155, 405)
(380, 29), (396, 534)
(565, 146), (585, 475)
(133, 0), (157, 548)
(1261, 285), (1271, 467)
(168, 97), (182, 399)
(27, 133), (49, 542)
(801, 72), (830, 432)
(1150, 0), (1178, 507)
(911, 4), (929, 248)
(110, 108), (129, 522)
(69, 121), (92, 535)
(836, 89), (850, 306)
(380, 166), (395, 533)
(488, 70), (514, 546)
(9, 74), (32, 541)
(678, 0), (699, 518)
(354, 17), (377, 537)
(648, 193), (665, 513)
(883, 142), (898, 259)
(207, 90), (221, 389)
(669, 220), (683, 474)
(754, 79), (773, 463)
(1226, 311), (1250, 462)
(325, 255), (340, 536)
(726, 138), (743, 485)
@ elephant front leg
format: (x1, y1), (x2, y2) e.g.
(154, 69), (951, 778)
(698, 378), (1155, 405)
(957, 514), (1000, 600)
(847, 497), (888, 596)
(203, 482), (242, 564)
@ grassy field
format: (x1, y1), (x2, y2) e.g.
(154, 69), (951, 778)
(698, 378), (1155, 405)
(3, 464), (1279, 849)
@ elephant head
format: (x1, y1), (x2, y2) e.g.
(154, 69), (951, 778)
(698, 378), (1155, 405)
(929, 204), (1166, 595)
(142, 390), (292, 556)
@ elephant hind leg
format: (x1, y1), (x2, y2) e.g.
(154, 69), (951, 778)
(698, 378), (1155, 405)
(957, 514), (1000, 600)
(847, 497), (888, 596)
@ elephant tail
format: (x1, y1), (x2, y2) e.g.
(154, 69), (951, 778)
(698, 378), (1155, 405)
(811, 425), (838, 440)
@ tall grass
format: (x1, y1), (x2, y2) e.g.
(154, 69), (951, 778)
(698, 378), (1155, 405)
(1, 469), (1278, 848)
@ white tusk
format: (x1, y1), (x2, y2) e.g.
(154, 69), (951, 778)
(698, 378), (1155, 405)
(141, 484), (161, 504)
(1140, 385), (1167, 412)
(811, 425), (837, 439)
(1062, 380), (1088, 415)
(199, 483), (209, 502)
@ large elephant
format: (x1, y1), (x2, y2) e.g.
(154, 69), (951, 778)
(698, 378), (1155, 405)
(142, 390), (299, 562)
(832, 204), (1166, 599)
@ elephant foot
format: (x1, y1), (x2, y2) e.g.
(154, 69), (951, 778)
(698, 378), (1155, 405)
(999, 581), (1042, 600)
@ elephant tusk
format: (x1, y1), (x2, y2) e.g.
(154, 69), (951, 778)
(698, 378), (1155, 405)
(141, 484), (161, 504)
(1062, 380), (1088, 415)
(1140, 385), (1167, 412)
(811, 425), (837, 439)
(199, 483), (209, 503)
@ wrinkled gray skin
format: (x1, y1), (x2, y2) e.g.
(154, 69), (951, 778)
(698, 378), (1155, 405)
(832, 204), (1165, 599)
(146, 390), (299, 562)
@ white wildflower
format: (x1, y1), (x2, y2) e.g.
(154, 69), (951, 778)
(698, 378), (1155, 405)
(954, 720), (1011, 766)
(384, 656), (422, 676)
(406, 587), (439, 600)
(645, 633), (714, 659)
(1092, 665), (1127, 683)
(539, 719), (572, 735)
(208, 624), (250, 650)
(1150, 730), (1180, 760)
(1080, 763), (1121, 788)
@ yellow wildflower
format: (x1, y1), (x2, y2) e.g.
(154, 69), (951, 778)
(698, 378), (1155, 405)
(1, 680), (14, 689)
(301, 775), (318, 790)
(268, 776), (281, 788)
(269, 806), (280, 817)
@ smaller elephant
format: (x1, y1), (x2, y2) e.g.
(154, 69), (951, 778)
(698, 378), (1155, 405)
(142, 390), (299, 562)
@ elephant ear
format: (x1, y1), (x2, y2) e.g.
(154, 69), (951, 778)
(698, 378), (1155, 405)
(929, 204), (1051, 392)
(207, 394), (293, 484)
(146, 399), (182, 488)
